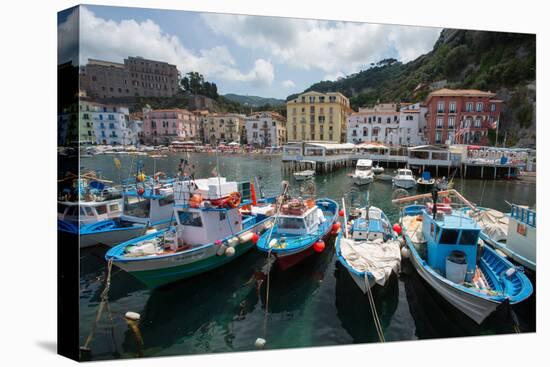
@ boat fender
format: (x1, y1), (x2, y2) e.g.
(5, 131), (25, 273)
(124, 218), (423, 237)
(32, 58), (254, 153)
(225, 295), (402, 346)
(398, 237), (406, 248)
(239, 232), (254, 244)
(401, 247), (410, 259)
(268, 238), (278, 248)
(228, 236), (240, 247)
(145, 228), (157, 235)
(216, 244), (227, 256)
(225, 247), (236, 257)
(255, 337), (266, 349)
(505, 268), (516, 278)
(125, 311), (141, 321)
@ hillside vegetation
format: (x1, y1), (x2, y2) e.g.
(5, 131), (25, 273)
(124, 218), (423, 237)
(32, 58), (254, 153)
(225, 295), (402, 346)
(289, 29), (536, 147)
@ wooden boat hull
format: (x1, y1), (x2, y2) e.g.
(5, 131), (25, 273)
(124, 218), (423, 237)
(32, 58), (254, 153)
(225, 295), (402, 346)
(78, 220), (171, 248)
(480, 232), (536, 272)
(275, 229), (333, 271)
(107, 218), (272, 288)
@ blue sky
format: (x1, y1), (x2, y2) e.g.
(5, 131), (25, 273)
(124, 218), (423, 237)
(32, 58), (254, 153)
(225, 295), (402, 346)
(59, 5), (442, 99)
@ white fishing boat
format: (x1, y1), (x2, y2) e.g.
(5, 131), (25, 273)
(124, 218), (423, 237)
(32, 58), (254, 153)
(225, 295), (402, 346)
(392, 168), (416, 189)
(465, 205), (536, 272)
(106, 177), (277, 288)
(293, 169), (315, 181)
(350, 159), (374, 186)
(336, 206), (401, 293)
(395, 191), (533, 324)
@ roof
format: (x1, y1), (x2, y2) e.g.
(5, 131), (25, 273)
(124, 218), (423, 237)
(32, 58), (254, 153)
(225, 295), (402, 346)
(408, 144), (449, 151)
(304, 142), (355, 150)
(427, 88), (496, 101)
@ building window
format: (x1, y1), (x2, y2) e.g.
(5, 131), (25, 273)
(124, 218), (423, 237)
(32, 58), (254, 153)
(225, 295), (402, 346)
(448, 116), (455, 129)
(466, 102), (473, 112)
(449, 101), (456, 113)
(435, 131), (442, 143)
(490, 103), (496, 112)
(475, 117), (482, 128)
(437, 101), (445, 113)
(436, 117), (443, 128)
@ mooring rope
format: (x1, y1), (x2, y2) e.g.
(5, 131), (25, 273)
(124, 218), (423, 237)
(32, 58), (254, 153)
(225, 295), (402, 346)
(365, 274), (385, 342)
(81, 258), (114, 352)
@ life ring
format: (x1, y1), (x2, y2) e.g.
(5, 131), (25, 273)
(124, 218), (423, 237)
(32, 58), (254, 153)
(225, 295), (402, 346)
(226, 192), (241, 208)
(189, 194), (203, 208)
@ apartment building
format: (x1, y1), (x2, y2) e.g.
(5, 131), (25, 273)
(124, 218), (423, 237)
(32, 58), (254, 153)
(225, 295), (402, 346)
(91, 104), (132, 145)
(244, 111), (287, 147)
(286, 91), (351, 143)
(425, 89), (502, 145)
(202, 113), (246, 145)
(346, 103), (401, 145)
(142, 108), (199, 145)
(80, 56), (180, 99)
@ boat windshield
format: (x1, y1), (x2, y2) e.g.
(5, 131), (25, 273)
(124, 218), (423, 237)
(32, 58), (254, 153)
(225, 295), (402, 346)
(124, 196), (151, 218)
(356, 166), (371, 171)
(277, 217), (305, 230)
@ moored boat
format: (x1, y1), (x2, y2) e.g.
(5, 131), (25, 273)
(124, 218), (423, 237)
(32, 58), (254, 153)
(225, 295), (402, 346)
(392, 168), (416, 189)
(351, 159), (374, 186)
(372, 165), (384, 175)
(336, 206), (401, 293)
(293, 169), (315, 181)
(106, 177), (277, 288)
(256, 197), (339, 270)
(416, 171), (435, 192)
(395, 191), (533, 324)
(465, 205), (536, 272)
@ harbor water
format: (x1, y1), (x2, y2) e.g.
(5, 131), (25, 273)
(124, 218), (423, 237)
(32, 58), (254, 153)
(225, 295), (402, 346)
(79, 152), (536, 360)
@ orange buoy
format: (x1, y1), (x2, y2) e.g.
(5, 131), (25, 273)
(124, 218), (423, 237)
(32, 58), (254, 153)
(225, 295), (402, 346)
(313, 240), (325, 253)
(189, 194), (203, 208)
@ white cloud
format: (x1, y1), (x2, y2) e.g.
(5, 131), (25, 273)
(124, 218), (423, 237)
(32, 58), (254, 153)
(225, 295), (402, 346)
(69, 6), (274, 87)
(201, 14), (441, 77)
(281, 79), (296, 88)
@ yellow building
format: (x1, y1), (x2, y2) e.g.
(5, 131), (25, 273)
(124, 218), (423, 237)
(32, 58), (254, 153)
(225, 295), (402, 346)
(286, 91), (351, 143)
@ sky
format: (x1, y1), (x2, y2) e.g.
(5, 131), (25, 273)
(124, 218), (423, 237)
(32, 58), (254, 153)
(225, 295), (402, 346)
(58, 5), (442, 99)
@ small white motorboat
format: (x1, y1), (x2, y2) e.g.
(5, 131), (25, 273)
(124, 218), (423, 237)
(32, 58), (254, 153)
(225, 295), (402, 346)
(392, 168), (416, 189)
(350, 159), (374, 186)
(294, 169), (315, 181)
(372, 165), (384, 175)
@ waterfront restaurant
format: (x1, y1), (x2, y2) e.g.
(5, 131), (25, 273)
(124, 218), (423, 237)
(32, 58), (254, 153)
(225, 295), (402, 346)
(282, 142), (355, 160)
(354, 142), (408, 164)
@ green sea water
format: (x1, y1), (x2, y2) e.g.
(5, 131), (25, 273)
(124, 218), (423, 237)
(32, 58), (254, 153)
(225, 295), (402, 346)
(78, 152), (536, 360)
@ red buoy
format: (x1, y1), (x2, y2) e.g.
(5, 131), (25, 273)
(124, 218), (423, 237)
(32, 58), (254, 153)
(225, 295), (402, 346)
(137, 187), (145, 196)
(313, 240), (325, 253)
(251, 233), (260, 244)
(338, 209), (345, 217)
(392, 223), (402, 235)
(331, 222), (342, 234)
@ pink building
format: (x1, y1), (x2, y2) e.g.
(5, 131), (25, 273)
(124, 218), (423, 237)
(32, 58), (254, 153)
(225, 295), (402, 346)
(142, 108), (199, 145)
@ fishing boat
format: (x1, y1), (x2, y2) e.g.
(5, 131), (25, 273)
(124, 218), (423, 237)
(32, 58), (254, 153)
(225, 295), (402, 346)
(350, 159), (374, 186)
(392, 168), (416, 189)
(105, 177), (276, 288)
(395, 190), (533, 324)
(256, 197), (339, 270)
(372, 165), (384, 175)
(78, 184), (176, 248)
(416, 171), (435, 192)
(464, 205), (536, 272)
(293, 169), (315, 181)
(336, 206), (401, 293)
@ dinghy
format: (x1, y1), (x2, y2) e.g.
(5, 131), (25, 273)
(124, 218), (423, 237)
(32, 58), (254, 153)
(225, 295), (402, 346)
(256, 197), (339, 270)
(416, 171), (435, 192)
(336, 206), (401, 293)
(106, 177), (277, 288)
(395, 191), (533, 324)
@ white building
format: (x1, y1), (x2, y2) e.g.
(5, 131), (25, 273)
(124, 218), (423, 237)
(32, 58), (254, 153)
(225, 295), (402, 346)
(92, 105), (132, 145)
(244, 111), (287, 147)
(346, 103), (400, 145)
(127, 120), (143, 145)
(398, 103), (428, 146)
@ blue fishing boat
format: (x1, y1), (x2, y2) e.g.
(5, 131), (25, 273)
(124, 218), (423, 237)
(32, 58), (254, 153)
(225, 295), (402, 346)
(399, 195), (533, 324)
(256, 197), (339, 270)
(464, 205), (536, 272)
(106, 177), (277, 288)
(336, 206), (401, 293)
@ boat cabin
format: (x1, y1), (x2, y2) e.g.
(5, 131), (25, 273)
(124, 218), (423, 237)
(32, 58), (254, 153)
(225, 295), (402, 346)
(58, 200), (122, 225)
(422, 209), (481, 281)
(122, 187), (175, 225)
(355, 159), (373, 171)
(397, 168), (413, 177)
(505, 205), (536, 268)
(276, 205), (325, 236)
(351, 207), (390, 241)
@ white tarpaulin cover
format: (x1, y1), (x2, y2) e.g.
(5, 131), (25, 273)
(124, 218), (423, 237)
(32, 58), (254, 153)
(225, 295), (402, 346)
(340, 237), (401, 286)
(467, 209), (509, 242)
